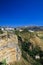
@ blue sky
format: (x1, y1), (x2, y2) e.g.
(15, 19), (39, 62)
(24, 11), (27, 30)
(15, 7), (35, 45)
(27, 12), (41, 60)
(0, 0), (43, 26)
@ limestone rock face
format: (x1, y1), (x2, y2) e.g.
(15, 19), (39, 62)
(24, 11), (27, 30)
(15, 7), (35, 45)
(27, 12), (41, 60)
(0, 33), (21, 64)
(0, 47), (21, 64)
(0, 48), (16, 63)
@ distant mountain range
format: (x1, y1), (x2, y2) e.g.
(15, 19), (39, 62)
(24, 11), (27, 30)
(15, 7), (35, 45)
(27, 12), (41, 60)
(0, 26), (43, 31)
(16, 26), (43, 31)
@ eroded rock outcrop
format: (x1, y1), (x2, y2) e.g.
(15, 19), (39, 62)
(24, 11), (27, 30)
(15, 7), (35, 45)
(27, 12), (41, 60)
(0, 32), (21, 64)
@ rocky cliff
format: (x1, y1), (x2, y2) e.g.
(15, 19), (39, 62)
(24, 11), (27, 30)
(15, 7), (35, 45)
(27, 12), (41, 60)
(0, 32), (21, 64)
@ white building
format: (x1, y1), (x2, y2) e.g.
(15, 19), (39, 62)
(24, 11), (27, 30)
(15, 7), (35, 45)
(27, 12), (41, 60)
(19, 29), (23, 32)
(5, 27), (14, 31)
(29, 30), (34, 32)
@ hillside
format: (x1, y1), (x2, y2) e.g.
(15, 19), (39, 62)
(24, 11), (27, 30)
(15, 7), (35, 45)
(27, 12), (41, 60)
(17, 30), (43, 50)
(0, 27), (43, 65)
(15, 29), (43, 65)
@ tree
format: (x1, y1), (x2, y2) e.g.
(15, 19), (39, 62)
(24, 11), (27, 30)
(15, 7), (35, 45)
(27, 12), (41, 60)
(0, 29), (3, 34)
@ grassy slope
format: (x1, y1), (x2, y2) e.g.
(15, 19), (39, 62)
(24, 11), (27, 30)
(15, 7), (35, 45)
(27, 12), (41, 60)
(12, 57), (31, 65)
(18, 31), (43, 50)
(14, 30), (43, 65)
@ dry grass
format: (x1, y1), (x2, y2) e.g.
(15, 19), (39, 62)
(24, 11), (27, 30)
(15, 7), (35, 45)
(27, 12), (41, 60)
(9, 57), (31, 65)
(19, 31), (43, 50)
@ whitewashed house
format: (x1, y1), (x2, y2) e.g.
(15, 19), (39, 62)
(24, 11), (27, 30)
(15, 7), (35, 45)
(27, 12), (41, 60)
(5, 27), (14, 31)
(29, 30), (34, 32)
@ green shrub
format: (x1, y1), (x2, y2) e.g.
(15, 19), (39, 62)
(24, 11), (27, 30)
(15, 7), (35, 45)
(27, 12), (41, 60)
(1, 59), (7, 65)
(0, 29), (3, 34)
